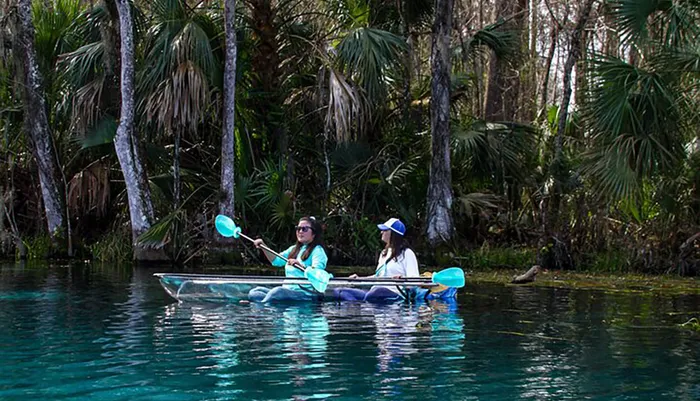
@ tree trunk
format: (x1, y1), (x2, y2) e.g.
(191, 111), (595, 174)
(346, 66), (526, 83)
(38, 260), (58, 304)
(484, 0), (527, 121)
(219, 0), (238, 220)
(99, 0), (122, 116)
(542, 0), (596, 270)
(15, 0), (67, 251)
(538, 22), (558, 120)
(426, 0), (455, 246)
(554, 0), (595, 162)
(574, 29), (589, 110)
(113, 0), (163, 261)
(246, 0), (285, 160)
(398, 0), (411, 123)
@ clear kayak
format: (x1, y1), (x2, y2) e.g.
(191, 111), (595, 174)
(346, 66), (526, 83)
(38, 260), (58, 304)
(154, 273), (459, 303)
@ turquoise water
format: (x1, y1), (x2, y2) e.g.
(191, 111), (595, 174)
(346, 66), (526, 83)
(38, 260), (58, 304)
(0, 264), (698, 400)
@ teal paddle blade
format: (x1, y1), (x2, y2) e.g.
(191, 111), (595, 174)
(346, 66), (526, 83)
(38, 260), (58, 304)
(304, 268), (331, 293)
(215, 215), (238, 238)
(432, 267), (465, 288)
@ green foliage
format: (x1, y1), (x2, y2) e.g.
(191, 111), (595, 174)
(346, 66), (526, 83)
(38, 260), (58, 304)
(90, 230), (133, 263)
(31, 0), (83, 75)
(585, 250), (632, 274)
(324, 215), (381, 264)
(3, 0), (699, 280)
(679, 317), (700, 332)
(20, 236), (52, 260)
(78, 116), (117, 148)
(460, 245), (536, 271)
(336, 27), (407, 104)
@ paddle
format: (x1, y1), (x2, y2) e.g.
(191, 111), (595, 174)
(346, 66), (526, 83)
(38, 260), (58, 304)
(379, 267), (465, 288)
(349, 267), (465, 288)
(215, 214), (331, 293)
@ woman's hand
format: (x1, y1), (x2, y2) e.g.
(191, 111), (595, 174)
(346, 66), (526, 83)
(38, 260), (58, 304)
(253, 238), (265, 248)
(287, 258), (300, 268)
(392, 275), (402, 279)
(348, 273), (359, 279)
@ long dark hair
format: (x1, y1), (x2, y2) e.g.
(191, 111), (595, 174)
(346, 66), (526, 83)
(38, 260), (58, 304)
(381, 231), (409, 262)
(288, 216), (324, 261)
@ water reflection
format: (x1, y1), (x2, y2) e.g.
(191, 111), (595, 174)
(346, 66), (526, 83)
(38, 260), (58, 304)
(1, 263), (698, 401)
(151, 297), (467, 400)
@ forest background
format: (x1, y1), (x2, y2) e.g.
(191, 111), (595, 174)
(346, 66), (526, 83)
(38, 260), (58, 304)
(1, 0), (699, 276)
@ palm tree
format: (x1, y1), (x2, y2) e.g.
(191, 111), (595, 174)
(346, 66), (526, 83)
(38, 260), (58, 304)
(581, 0), (700, 274)
(484, 0), (527, 122)
(113, 0), (164, 261)
(13, 0), (68, 251)
(584, 0), (699, 202)
(425, 0), (454, 246)
(219, 0), (238, 221)
(141, 0), (222, 210)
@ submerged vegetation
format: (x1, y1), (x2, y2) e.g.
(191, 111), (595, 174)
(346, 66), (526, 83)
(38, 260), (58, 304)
(0, 0), (699, 277)
(680, 318), (700, 332)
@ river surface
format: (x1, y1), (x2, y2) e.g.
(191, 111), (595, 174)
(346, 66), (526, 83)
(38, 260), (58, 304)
(0, 263), (698, 400)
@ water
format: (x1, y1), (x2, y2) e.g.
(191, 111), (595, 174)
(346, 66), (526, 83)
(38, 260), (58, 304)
(0, 263), (698, 400)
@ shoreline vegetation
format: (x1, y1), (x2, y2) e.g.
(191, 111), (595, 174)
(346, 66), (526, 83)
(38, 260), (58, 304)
(2, 0), (699, 278)
(7, 235), (699, 288)
(193, 260), (700, 296)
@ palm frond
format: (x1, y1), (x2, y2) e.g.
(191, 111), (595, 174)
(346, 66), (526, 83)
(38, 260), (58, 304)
(458, 192), (501, 221)
(609, 0), (700, 46)
(584, 55), (685, 181)
(323, 66), (368, 142)
(469, 22), (518, 58)
(321, 0), (370, 30)
(145, 62), (210, 130)
(59, 41), (105, 88)
(138, 0), (221, 131)
(583, 143), (640, 201)
(77, 115), (117, 148)
(31, 0), (83, 72)
(453, 120), (540, 184)
(137, 209), (186, 248)
(403, 0), (433, 29)
(67, 160), (110, 216)
(653, 44), (700, 74)
(336, 27), (406, 104)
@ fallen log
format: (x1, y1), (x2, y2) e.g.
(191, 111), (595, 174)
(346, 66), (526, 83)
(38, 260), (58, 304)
(512, 265), (540, 284)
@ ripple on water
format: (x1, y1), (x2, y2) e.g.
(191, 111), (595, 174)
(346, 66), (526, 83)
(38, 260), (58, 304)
(1, 265), (699, 401)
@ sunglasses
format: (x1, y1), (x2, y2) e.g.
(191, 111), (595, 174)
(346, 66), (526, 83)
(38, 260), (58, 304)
(295, 226), (312, 233)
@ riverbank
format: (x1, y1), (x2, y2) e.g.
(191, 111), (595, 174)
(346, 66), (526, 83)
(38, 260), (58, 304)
(464, 268), (700, 296)
(209, 264), (700, 296)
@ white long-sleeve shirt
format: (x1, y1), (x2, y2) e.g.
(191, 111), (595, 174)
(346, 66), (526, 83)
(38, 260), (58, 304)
(373, 248), (419, 294)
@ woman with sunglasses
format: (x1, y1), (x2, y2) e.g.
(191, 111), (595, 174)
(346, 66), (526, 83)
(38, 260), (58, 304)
(333, 218), (419, 303)
(248, 216), (328, 302)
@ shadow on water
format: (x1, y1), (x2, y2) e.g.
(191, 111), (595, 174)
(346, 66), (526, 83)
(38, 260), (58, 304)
(0, 262), (698, 400)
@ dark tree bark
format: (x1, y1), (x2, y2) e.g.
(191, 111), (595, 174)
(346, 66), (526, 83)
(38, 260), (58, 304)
(113, 0), (164, 261)
(426, 0), (455, 246)
(554, 0), (595, 161)
(219, 0), (238, 220)
(99, 0), (122, 116)
(539, 0), (596, 270)
(246, 0), (286, 160)
(484, 0), (527, 121)
(539, 23), (558, 120)
(15, 0), (68, 251)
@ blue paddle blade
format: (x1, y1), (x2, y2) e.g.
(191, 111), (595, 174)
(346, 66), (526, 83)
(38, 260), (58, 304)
(304, 268), (331, 293)
(215, 215), (238, 237)
(432, 267), (465, 288)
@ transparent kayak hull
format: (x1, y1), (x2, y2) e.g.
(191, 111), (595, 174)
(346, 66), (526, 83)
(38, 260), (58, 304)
(154, 273), (455, 303)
